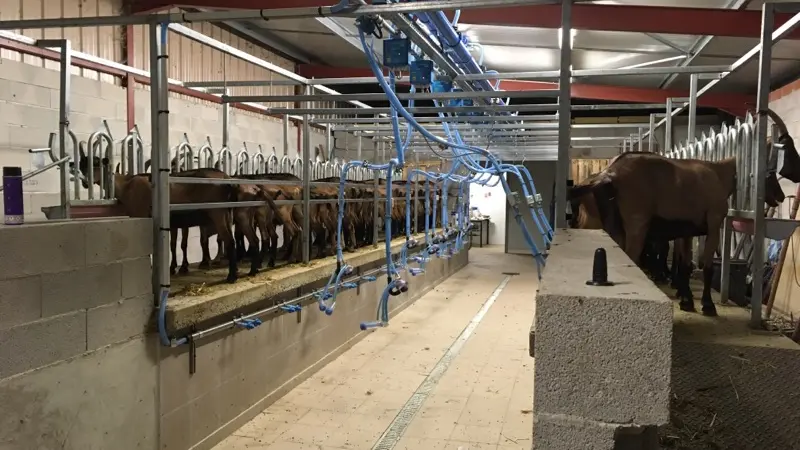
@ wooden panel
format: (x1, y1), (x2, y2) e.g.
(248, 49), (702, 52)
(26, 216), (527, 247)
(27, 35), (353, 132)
(571, 158), (610, 184)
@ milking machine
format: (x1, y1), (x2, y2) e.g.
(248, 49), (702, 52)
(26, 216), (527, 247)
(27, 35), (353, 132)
(309, 11), (552, 331)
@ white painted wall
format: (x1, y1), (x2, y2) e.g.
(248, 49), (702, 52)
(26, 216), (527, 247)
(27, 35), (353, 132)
(469, 175), (507, 246)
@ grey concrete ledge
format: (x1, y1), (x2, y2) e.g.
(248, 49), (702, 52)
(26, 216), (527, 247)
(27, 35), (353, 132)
(167, 234), (440, 331)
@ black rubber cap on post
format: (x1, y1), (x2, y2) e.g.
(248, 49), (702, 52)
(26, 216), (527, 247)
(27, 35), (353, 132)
(586, 247), (615, 286)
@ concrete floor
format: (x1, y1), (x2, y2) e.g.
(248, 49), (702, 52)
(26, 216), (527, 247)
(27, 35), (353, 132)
(212, 245), (536, 450)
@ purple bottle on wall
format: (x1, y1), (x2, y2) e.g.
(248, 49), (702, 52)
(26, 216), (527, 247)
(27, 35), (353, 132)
(3, 166), (24, 225)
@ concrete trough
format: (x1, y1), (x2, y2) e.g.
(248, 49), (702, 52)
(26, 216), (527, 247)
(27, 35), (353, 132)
(532, 229), (672, 449)
(167, 234), (439, 331)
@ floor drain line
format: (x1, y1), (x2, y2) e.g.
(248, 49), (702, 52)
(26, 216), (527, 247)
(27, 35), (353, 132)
(371, 275), (513, 450)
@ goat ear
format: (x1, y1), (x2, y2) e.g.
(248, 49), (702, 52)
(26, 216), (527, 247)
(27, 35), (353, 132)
(79, 144), (87, 161)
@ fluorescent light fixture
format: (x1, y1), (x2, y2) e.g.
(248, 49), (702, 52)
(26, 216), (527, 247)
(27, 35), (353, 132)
(620, 55), (687, 70)
(557, 28), (577, 49)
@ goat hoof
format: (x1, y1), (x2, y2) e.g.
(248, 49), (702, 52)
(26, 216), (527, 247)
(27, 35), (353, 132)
(226, 274), (238, 284)
(702, 304), (718, 317)
(248, 269), (259, 277)
(268, 261), (276, 268)
(178, 266), (189, 275)
(198, 262), (210, 269)
(679, 301), (696, 313)
(170, 267), (177, 275)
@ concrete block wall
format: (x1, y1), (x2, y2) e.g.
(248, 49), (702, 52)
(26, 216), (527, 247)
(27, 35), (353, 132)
(532, 229), (672, 449)
(0, 210), (467, 450)
(0, 217), (158, 450)
(159, 247), (468, 450)
(0, 54), (375, 266)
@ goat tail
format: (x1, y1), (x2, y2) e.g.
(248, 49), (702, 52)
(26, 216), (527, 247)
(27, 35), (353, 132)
(258, 190), (284, 226)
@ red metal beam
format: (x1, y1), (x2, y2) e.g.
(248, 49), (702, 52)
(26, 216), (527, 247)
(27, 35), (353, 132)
(297, 64), (755, 114)
(136, 1), (800, 40)
(127, 1), (176, 14)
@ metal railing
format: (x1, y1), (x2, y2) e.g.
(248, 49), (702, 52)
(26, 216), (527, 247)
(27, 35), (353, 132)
(662, 112), (760, 215)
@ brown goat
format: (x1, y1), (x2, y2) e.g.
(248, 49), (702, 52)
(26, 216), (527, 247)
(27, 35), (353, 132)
(570, 151), (785, 315)
(78, 154), (267, 283)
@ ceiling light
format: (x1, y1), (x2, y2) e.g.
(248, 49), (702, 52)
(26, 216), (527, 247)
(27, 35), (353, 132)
(557, 28), (577, 49)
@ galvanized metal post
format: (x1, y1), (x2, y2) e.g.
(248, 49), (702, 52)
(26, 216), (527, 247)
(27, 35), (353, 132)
(222, 88), (230, 147)
(665, 98), (673, 152)
(749, 3), (775, 328)
(57, 40), (72, 217)
(302, 111), (311, 264)
(356, 132), (362, 161)
(688, 73), (698, 144)
(326, 124), (333, 161)
(149, 22), (170, 303)
(648, 113), (656, 152)
(720, 216), (733, 304)
(555, 0), (572, 228)
(637, 128), (642, 151)
(282, 114), (289, 157)
(373, 170), (379, 248)
(414, 152), (419, 235)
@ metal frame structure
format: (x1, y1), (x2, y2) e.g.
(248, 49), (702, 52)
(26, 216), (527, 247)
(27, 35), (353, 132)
(4, 0), (800, 341)
(618, 2), (800, 328)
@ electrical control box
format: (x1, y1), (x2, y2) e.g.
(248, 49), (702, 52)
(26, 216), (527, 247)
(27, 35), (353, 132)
(409, 59), (434, 86)
(383, 38), (410, 68)
(447, 89), (464, 107)
(432, 80), (453, 93)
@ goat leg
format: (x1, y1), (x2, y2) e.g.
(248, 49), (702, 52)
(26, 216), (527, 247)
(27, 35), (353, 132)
(179, 227), (190, 275)
(674, 238), (696, 312)
(234, 227), (245, 262)
(234, 209), (260, 276)
(170, 228), (178, 275)
(198, 226), (211, 269)
(209, 210), (238, 284)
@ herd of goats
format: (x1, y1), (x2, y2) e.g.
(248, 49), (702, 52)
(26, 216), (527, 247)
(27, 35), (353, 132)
(568, 109), (799, 317)
(75, 146), (443, 285)
(70, 108), (800, 318)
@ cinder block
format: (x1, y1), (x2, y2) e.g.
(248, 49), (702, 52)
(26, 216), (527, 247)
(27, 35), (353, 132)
(0, 58), (60, 89)
(87, 294), (152, 350)
(0, 311), (86, 379)
(534, 413), (660, 450)
(200, 105), (220, 122)
(69, 92), (117, 119)
(68, 112), (103, 136)
(0, 102), (58, 129)
(0, 146), (33, 170)
(0, 123), (8, 146)
(7, 125), (52, 151)
(121, 257), (153, 299)
(534, 229), (671, 425)
(69, 75), (103, 98)
(98, 80), (126, 102)
(533, 413), (616, 450)
(0, 79), (53, 108)
(0, 221), (87, 280)
(84, 218), (152, 265)
(41, 261), (122, 316)
(0, 275), (42, 330)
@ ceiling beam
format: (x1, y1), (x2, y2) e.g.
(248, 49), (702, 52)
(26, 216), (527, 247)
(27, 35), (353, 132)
(296, 64), (754, 115)
(129, 0), (800, 40)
